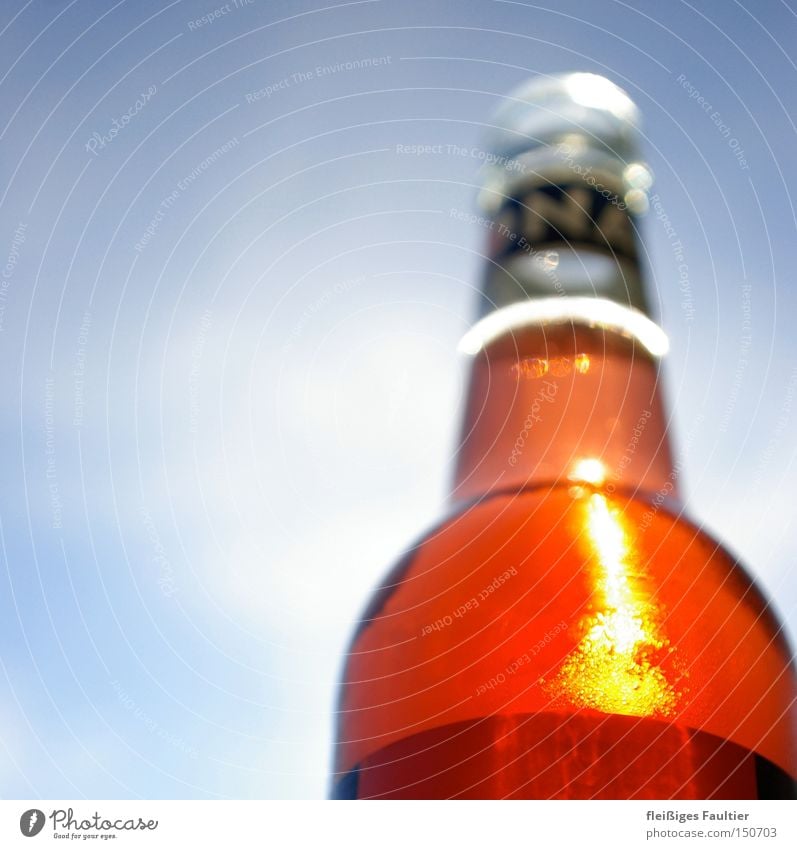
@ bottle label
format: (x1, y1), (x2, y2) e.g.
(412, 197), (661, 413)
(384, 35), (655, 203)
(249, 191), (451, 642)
(333, 713), (797, 800)
(489, 180), (639, 262)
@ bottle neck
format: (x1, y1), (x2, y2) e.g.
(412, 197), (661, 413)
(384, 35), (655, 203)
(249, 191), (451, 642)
(477, 149), (654, 317)
(451, 313), (679, 508)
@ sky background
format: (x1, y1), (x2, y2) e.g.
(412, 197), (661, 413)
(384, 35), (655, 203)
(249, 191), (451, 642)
(0, 0), (796, 799)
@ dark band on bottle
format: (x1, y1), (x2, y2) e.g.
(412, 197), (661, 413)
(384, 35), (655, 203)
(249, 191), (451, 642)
(488, 181), (640, 263)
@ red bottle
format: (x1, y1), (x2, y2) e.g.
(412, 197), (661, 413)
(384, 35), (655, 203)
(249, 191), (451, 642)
(331, 74), (797, 799)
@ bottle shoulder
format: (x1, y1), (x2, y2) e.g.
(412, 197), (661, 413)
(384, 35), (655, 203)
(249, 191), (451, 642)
(353, 485), (790, 658)
(340, 484), (796, 777)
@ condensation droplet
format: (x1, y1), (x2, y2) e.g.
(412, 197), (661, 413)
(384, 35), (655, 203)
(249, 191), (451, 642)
(512, 357), (549, 378)
(624, 162), (654, 191)
(574, 353), (591, 374)
(624, 188), (649, 215)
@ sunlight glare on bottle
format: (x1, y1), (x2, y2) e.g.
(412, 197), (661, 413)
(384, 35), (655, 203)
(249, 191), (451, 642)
(548, 492), (680, 719)
(569, 457), (607, 486)
(564, 73), (638, 122)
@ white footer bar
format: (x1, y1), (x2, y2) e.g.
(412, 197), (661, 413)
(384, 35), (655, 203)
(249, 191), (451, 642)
(2, 800), (794, 848)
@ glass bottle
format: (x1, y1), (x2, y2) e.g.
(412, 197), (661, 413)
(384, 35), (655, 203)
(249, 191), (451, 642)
(331, 73), (797, 799)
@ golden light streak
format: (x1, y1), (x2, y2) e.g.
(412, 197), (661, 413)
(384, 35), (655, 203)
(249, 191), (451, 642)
(548, 493), (679, 717)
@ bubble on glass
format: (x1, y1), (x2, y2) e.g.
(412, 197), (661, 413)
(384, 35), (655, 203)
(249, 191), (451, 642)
(624, 188), (649, 215)
(623, 162), (654, 191)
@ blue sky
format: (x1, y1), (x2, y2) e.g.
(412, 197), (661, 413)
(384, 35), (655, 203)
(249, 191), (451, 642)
(0, 0), (795, 798)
